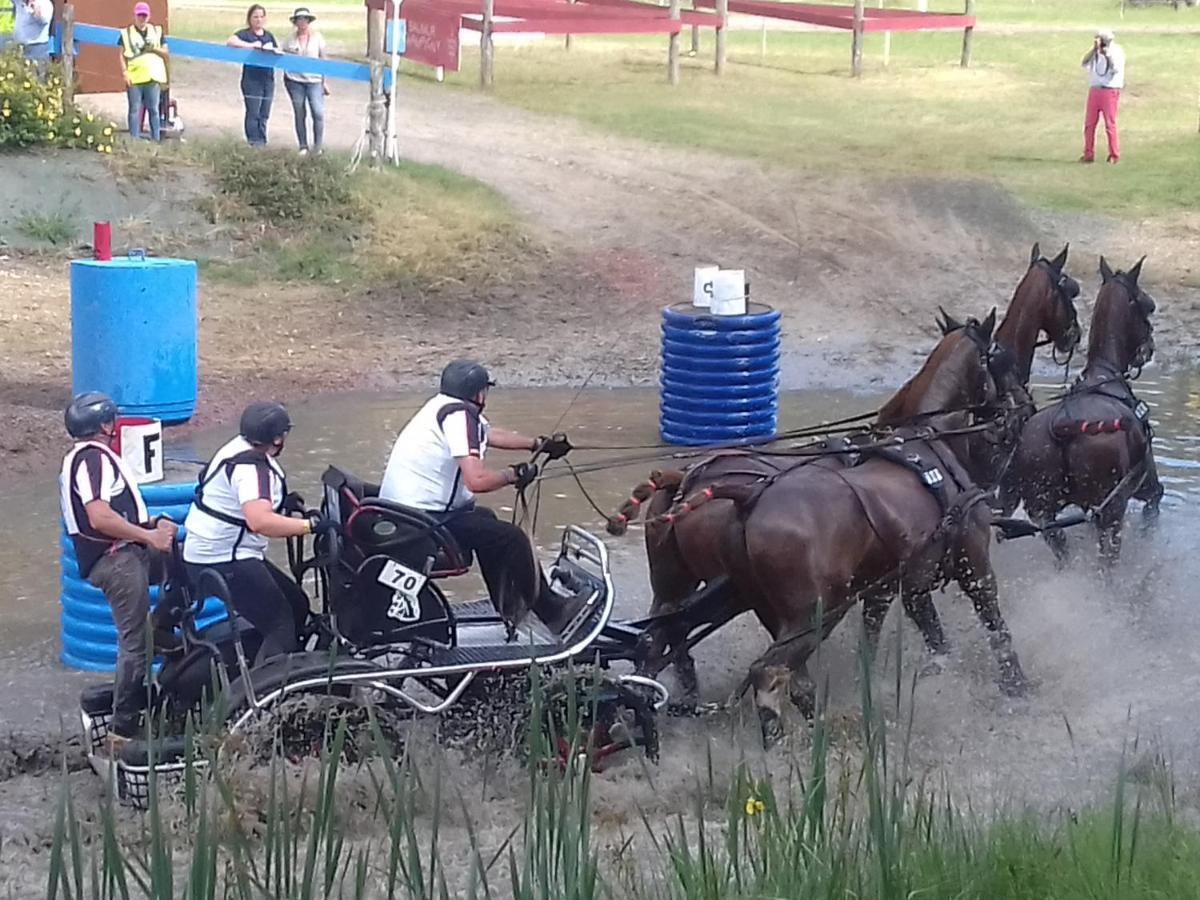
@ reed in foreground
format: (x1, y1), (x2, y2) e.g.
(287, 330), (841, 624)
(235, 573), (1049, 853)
(41, 662), (1200, 900)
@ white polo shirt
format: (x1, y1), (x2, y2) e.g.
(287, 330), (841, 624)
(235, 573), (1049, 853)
(1085, 43), (1125, 90)
(379, 394), (490, 512)
(183, 436), (286, 563)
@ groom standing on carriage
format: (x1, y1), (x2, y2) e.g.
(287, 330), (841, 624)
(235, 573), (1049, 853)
(379, 360), (583, 635)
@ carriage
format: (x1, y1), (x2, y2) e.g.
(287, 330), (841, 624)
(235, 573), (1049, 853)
(79, 465), (701, 807)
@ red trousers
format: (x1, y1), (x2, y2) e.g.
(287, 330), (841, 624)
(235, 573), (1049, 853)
(1083, 87), (1120, 161)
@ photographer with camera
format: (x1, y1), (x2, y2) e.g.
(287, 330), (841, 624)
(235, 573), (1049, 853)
(1080, 29), (1124, 164)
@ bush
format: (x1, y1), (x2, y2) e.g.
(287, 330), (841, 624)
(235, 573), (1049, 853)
(0, 48), (115, 152)
(204, 142), (360, 225)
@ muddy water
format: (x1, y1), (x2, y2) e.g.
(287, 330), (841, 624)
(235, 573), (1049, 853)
(0, 374), (1198, 813)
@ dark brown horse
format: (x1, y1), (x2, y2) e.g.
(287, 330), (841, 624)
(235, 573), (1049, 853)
(611, 245), (1080, 699)
(1011, 257), (1161, 568)
(614, 317), (1029, 739)
(694, 317), (1028, 741)
(863, 243), (1083, 664)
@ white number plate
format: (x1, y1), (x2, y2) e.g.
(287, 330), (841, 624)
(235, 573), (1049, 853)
(378, 560), (427, 623)
(378, 560), (427, 597)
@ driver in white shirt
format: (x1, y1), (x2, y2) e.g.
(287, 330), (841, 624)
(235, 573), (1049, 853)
(379, 360), (580, 633)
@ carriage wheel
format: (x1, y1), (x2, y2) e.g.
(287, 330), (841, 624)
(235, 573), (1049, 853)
(541, 672), (660, 773)
(236, 688), (415, 764)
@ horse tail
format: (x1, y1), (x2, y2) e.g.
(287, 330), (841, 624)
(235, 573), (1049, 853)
(708, 482), (763, 506)
(606, 470), (684, 536)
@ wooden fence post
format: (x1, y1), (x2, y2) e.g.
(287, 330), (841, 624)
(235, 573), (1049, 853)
(566, 0), (575, 50)
(690, 24), (700, 55)
(481, 0), (495, 87)
(61, 3), (75, 106)
(668, 0), (680, 85)
(366, 3), (386, 164)
(851, 0), (864, 77)
(714, 0), (727, 75)
(960, 0), (974, 67)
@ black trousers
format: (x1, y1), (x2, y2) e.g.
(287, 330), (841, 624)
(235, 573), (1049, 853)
(185, 558), (309, 665)
(441, 507), (550, 625)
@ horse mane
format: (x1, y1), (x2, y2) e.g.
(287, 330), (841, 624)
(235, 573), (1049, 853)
(876, 326), (982, 425)
(1086, 278), (1136, 363)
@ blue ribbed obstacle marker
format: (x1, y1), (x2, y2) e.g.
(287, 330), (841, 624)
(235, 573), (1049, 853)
(70, 256), (198, 425)
(660, 302), (781, 446)
(60, 481), (227, 673)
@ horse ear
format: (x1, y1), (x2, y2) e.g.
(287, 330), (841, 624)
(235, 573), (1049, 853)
(1051, 244), (1069, 272)
(1128, 255), (1146, 286)
(937, 306), (961, 335)
(980, 307), (997, 343)
(1099, 256), (1114, 283)
(1030, 242), (1041, 266)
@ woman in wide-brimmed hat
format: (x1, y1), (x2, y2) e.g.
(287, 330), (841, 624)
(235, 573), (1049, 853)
(282, 6), (329, 154)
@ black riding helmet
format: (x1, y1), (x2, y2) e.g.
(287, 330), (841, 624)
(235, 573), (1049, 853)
(240, 401), (292, 447)
(440, 359), (495, 402)
(65, 391), (119, 439)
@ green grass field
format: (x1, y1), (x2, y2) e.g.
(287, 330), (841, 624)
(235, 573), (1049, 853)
(429, 28), (1200, 216)
(170, 0), (1199, 217)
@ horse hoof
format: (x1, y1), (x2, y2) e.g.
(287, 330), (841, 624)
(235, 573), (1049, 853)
(918, 654), (950, 678)
(758, 710), (785, 749)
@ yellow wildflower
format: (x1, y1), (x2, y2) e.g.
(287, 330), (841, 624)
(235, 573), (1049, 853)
(74, 127), (81, 136)
(85, 113), (94, 122)
(2, 109), (10, 118)
(103, 126), (113, 136)
(744, 798), (765, 817)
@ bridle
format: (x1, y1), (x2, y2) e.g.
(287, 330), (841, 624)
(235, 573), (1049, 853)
(1028, 258), (1082, 369)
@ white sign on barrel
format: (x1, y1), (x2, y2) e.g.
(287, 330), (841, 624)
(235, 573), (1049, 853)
(117, 419), (164, 484)
(693, 265), (719, 308)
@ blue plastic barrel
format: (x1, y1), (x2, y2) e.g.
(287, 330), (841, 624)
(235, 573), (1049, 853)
(70, 256), (198, 425)
(660, 302), (780, 446)
(59, 481), (228, 673)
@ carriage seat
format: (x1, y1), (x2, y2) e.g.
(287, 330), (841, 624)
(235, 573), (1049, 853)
(320, 466), (473, 577)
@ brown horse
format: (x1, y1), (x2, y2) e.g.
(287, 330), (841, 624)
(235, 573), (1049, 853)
(611, 245), (1080, 700)
(1011, 257), (1161, 568)
(694, 316), (1028, 742)
(862, 242), (1083, 664)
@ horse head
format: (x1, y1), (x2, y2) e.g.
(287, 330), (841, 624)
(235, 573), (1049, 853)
(1094, 255), (1156, 375)
(999, 242), (1082, 364)
(877, 308), (997, 425)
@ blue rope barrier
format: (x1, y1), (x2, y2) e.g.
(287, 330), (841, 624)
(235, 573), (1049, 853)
(60, 23), (393, 86)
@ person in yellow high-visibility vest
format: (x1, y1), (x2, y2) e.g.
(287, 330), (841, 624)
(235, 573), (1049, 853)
(117, 2), (169, 141)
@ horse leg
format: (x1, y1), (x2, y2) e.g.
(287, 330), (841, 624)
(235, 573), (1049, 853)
(956, 525), (1029, 697)
(1096, 513), (1125, 573)
(863, 587), (949, 676)
(1027, 497), (1069, 567)
(1135, 454), (1164, 528)
(859, 591), (891, 664)
(900, 590), (951, 676)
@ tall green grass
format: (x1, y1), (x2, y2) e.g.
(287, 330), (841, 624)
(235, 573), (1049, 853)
(43, 657), (1200, 900)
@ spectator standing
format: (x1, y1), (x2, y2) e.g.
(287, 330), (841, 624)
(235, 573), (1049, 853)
(227, 3), (281, 146)
(118, 2), (169, 142)
(1080, 29), (1124, 164)
(282, 6), (328, 155)
(12, 0), (53, 78)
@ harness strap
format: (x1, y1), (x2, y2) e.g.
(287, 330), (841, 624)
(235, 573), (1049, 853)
(194, 448), (287, 563)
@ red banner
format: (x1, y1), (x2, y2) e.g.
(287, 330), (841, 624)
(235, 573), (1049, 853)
(403, 9), (462, 71)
